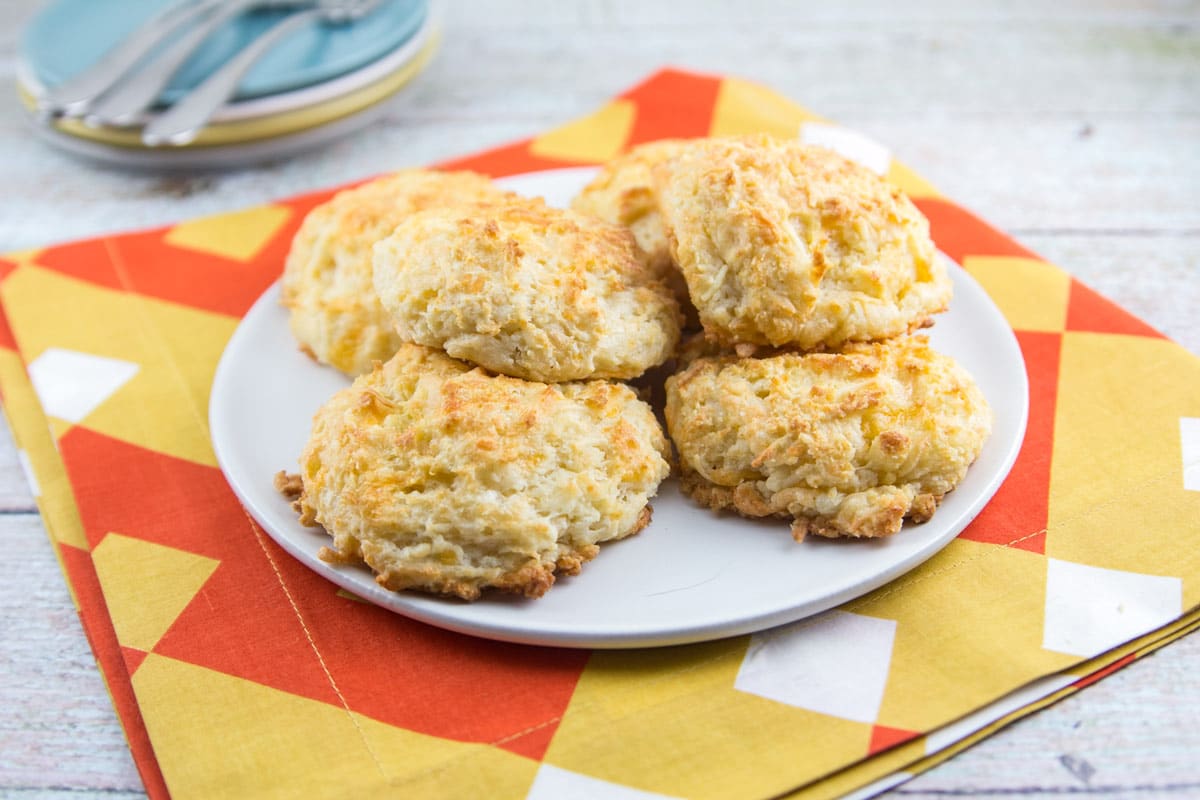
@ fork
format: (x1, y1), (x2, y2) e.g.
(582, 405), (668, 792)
(39, 0), (224, 117)
(138, 0), (386, 145)
(141, 0), (384, 146)
(83, 0), (322, 128)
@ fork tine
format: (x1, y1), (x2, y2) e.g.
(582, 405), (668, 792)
(84, 0), (296, 127)
(41, 0), (223, 116)
(141, 0), (386, 146)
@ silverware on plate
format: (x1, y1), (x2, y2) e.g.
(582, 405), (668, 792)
(37, 0), (385, 146)
(142, 0), (385, 146)
(38, 0), (225, 117)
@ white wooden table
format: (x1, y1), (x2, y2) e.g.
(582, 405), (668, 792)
(1, 2), (1197, 797)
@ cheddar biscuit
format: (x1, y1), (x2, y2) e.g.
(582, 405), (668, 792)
(664, 337), (991, 539)
(372, 197), (681, 382)
(295, 344), (671, 600)
(570, 139), (695, 318)
(658, 136), (951, 349)
(281, 169), (511, 376)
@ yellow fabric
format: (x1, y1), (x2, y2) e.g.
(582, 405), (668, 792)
(709, 76), (823, 138)
(1048, 334), (1200, 603)
(135, 655), (538, 800)
(92, 534), (220, 652)
(164, 205), (294, 262)
(859, 540), (1076, 731)
(962, 256), (1071, 332)
(0, 349), (88, 551)
(1, 264), (236, 466)
(549, 640), (870, 799)
(529, 99), (637, 162)
(885, 160), (941, 199)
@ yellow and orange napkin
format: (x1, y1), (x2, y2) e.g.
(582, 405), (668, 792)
(2, 69), (1198, 799)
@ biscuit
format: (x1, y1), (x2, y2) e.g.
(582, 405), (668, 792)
(372, 196), (681, 382)
(664, 336), (992, 539)
(570, 139), (695, 320)
(295, 343), (671, 600)
(281, 169), (511, 376)
(658, 135), (951, 348)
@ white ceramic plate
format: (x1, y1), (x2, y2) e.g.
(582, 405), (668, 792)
(210, 167), (1028, 649)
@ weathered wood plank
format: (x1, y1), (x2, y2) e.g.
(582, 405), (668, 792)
(1, 11), (1195, 250)
(0, 515), (144, 794)
(855, 119), (1200, 233)
(1, 112), (1196, 252)
(417, 22), (1199, 116)
(900, 630), (1200, 795)
(0, 0), (1195, 250)
(0, 416), (37, 512)
(1018, 233), (1200, 354)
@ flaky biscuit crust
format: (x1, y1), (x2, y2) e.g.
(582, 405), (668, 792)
(658, 136), (951, 348)
(570, 139), (687, 271)
(297, 344), (671, 600)
(280, 169), (510, 376)
(664, 337), (992, 539)
(372, 197), (681, 382)
(569, 140), (694, 314)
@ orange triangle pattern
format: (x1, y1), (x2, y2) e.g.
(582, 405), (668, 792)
(31, 238), (125, 291)
(620, 67), (723, 145)
(868, 724), (920, 755)
(1066, 278), (1166, 339)
(913, 198), (1040, 264)
(58, 543), (171, 800)
(499, 719), (563, 762)
(1072, 653), (1138, 689)
(958, 331), (1060, 553)
(105, 227), (286, 318)
(121, 646), (149, 675)
(0, 300), (16, 352)
(59, 424), (588, 758)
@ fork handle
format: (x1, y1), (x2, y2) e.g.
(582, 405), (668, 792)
(42, 0), (223, 115)
(142, 7), (322, 145)
(85, 0), (266, 127)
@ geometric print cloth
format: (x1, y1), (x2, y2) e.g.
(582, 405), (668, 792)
(1, 68), (1198, 800)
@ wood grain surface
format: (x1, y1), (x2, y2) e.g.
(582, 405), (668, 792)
(0, 1), (1197, 797)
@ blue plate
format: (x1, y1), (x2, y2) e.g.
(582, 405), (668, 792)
(23, 0), (427, 104)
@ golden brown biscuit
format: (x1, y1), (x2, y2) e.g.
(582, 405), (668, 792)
(569, 139), (696, 322)
(281, 169), (511, 376)
(295, 344), (671, 600)
(664, 336), (992, 540)
(372, 196), (681, 382)
(658, 135), (951, 348)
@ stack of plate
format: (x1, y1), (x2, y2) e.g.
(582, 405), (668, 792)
(17, 0), (437, 169)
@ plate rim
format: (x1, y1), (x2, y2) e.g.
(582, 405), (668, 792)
(23, 0), (430, 103)
(15, 11), (436, 127)
(210, 166), (1029, 649)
